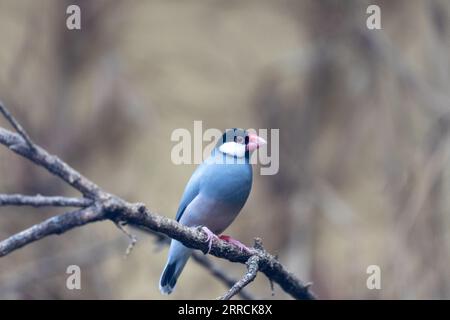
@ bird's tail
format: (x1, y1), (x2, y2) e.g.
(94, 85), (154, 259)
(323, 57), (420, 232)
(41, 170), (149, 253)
(159, 240), (192, 295)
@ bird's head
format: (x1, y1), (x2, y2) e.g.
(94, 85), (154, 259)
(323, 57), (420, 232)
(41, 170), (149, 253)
(215, 128), (267, 158)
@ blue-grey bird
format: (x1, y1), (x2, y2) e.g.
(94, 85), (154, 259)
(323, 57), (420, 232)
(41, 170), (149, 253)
(159, 128), (266, 294)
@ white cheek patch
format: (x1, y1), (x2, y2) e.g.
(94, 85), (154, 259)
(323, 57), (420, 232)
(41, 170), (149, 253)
(219, 142), (246, 158)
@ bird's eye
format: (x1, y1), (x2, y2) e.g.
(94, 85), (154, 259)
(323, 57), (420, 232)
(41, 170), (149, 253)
(236, 136), (245, 144)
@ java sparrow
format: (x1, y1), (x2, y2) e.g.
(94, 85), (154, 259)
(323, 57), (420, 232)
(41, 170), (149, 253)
(159, 128), (267, 294)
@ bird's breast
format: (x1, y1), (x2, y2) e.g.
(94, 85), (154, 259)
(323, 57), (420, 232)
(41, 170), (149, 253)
(200, 162), (252, 204)
(180, 194), (243, 233)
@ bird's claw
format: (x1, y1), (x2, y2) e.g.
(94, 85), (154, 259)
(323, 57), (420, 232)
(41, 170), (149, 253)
(201, 227), (256, 255)
(201, 226), (219, 254)
(219, 235), (255, 254)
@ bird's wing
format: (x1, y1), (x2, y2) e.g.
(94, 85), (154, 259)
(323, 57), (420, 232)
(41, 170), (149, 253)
(175, 165), (203, 222)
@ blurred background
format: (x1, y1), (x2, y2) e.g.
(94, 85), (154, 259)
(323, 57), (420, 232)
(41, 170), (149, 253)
(0, 0), (450, 299)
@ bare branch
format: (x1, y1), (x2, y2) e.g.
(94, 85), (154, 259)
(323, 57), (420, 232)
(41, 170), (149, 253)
(0, 206), (104, 257)
(120, 204), (317, 300)
(0, 194), (93, 208)
(0, 101), (35, 149)
(0, 127), (101, 198)
(114, 221), (137, 258)
(131, 225), (255, 299)
(0, 103), (316, 300)
(219, 255), (260, 300)
(191, 251), (255, 300)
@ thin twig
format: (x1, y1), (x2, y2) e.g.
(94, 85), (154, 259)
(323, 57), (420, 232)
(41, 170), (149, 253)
(114, 221), (137, 258)
(191, 251), (255, 300)
(253, 238), (275, 297)
(0, 194), (93, 208)
(219, 255), (261, 300)
(0, 127), (101, 198)
(0, 101), (35, 149)
(0, 206), (103, 256)
(269, 277), (275, 297)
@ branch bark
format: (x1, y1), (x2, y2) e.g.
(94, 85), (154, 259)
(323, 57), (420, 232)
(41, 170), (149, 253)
(0, 206), (104, 256)
(0, 100), (35, 149)
(191, 251), (255, 300)
(0, 102), (316, 300)
(134, 227), (255, 300)
(219, 255), (260, 300)
(0, 194), (93, 208)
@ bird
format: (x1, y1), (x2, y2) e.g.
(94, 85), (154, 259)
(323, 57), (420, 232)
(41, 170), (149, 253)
(159, 128), (267, 295)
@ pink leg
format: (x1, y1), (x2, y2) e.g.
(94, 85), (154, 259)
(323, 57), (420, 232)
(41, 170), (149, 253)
(219, 235), (255, 254)
(201, 227), (255, 254)
(201, 226), (219, 254)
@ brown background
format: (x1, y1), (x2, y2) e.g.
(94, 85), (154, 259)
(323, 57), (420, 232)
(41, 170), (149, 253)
(0, 0), (449, 299)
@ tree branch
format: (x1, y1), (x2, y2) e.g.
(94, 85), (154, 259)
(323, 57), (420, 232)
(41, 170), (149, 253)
(0, 103), (316, 300)
(114, 221), (137, 258)
(0, 194), (93, 208)
(219, 255), (260, 300)
(0, 127), (101, 198)
(0, 100), (35, 149)
(132, 226), (255, 300)
(191, 251), (255, 300)
(0, 206), (104, 256)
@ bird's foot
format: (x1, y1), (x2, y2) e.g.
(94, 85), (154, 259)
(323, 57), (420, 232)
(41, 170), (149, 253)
(201, 226), (219, 254)
(219, 235), (255, 254)
(201, 227), (256, 254)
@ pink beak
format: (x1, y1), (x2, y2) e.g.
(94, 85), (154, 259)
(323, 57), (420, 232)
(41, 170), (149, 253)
(247, 133), (267, 152)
